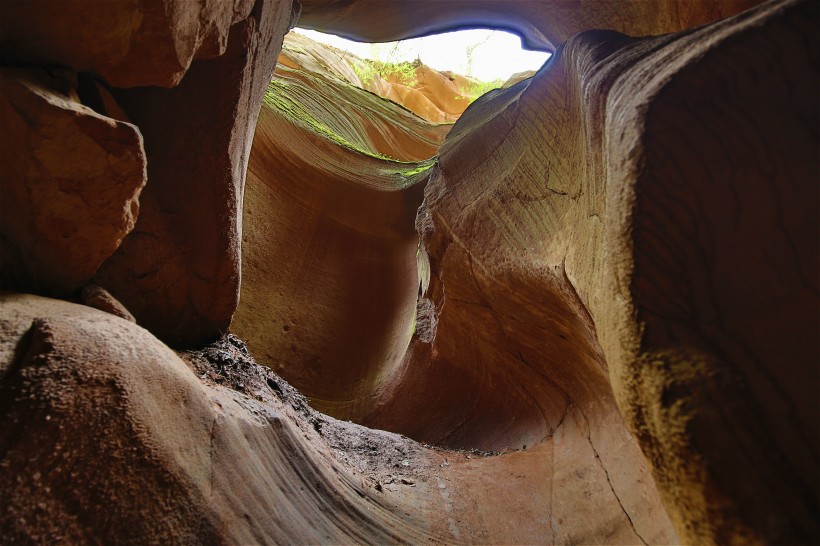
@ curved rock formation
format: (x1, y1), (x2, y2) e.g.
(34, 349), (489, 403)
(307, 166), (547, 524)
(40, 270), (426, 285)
(0, 0), (259, 88)
(233, 72), (436, 416)
(239, 0), (818, 543)
(299, 0), (765, 50)
(0, 293), (675, 544)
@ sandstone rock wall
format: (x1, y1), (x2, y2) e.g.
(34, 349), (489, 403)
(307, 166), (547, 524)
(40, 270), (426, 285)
(0, 293), (675, 544)
(242, 0), (818, 543)
(92, 0), (296, 346)
(0, 0), (816, 544)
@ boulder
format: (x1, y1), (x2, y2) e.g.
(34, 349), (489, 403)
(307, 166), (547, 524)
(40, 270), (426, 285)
(80, 285), (136, 322)
(0, 68), (146, 296)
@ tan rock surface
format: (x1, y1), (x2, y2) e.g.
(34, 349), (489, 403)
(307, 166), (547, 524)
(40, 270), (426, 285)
(605, 1), (818, 541)
(0, 68), (146, 296)
(232, 78), (436, 417)
(270, 62), (451, 161)
(241, 0), (818, 543)
(92, 0), (297, 347)
(385, 0), (817, 543)
(0, 0), (816, 543)
(0, 0), (257, 88)
(235, 13), (681, 546)
(80, 285), (136, 322)
(0, 293), (674, 544)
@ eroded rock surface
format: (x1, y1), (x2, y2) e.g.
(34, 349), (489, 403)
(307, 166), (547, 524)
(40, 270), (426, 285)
(0, 294), (673, 544)
(92, 0), (297, 347)
(233, 72), (436, 417)
(0, 68), (146, 296)
(240, 0), (818, 544)
(0, 0), (258, 88)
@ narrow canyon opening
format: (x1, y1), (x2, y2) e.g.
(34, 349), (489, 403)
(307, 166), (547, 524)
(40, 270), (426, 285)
(227, 25), (678, 542)
(233, 28), (579, 452)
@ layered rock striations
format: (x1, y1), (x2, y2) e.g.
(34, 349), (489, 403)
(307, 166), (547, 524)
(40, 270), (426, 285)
(0, 0), (817, 544)
(242, 0), (819, 543)
(0, 293), (674, 544)
(279, 32), (487, 123)
(232, 64), (441, 418)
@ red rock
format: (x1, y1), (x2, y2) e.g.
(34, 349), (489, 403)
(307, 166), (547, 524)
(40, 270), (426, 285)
(80, 285), (136, 323)
(0, 0), (257, 88)
(0, 0), (816, 544)
(233, 76), (437, 415)
(0, 68), (146, 296)
(242, 0), (818, 543)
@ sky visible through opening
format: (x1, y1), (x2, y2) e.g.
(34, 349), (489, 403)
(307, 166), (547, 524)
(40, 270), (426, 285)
(294, 28), (551, 83)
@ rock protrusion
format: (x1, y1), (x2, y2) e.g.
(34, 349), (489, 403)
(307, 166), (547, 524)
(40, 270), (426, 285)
(0, 67), (146, 296)
(80, 285), (136, 323)
(92, 0), (297, 347)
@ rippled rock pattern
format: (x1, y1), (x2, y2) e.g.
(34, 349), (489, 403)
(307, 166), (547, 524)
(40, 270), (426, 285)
(279, 32), (481, 123)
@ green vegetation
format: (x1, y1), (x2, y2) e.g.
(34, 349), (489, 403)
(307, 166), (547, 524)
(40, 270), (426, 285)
(399, 159), (435, 177)
(352, 58), (419, 87)
(263, 78), (438, 184)
(349, 41), (420, 87)
(264, 78), (393, 160)
(458, 78), (505, 104)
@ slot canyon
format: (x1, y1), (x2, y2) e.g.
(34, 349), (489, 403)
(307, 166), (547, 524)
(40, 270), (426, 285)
(0, 0), (817, 544)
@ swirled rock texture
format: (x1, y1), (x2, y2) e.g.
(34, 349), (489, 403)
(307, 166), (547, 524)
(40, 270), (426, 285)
(0, 67), (146, 296)
(232, 73), (437, 416)
(279, 32), (487, 122)
(239, 0), (818, 544)
(607, 2), (818, 541)
(0, 293), (674, 544)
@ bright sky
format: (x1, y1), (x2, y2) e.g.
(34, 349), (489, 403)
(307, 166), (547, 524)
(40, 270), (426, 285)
(294, 28), (551, 83)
